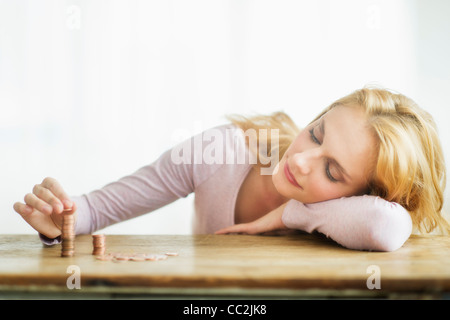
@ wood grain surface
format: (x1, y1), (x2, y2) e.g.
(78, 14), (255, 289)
(0, 233), (449, 297)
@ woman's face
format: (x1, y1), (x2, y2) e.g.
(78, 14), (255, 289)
(272, 105), (377, 204)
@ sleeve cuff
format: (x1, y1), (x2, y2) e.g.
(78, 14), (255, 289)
(39, 233), (61, 246)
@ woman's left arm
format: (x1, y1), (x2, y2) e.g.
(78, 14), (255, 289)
(216, 195), (413, 252)
(282, 195), (413, 251)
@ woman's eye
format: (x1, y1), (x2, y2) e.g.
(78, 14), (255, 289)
(326, 163), (339, 182)
(309, 126), (320, 144)
(309, 123), (338, 183)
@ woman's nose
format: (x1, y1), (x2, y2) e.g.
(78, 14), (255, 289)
(291, 149), (320, 175)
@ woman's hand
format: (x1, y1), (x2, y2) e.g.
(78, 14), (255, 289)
(215, 203), (290, 235)
(13, 177), (76, 239)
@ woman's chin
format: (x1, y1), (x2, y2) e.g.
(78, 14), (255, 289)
(272, 175), (300, 201)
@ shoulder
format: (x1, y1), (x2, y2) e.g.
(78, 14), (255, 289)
(171, 123), (248, 164)
(169, 123), (251, 186)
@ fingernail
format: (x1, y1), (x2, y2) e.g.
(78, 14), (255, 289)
(55, 203), (63, 213)
(63, 199), (73, 209)
(43, 205), (53, 214)
(24, 206), (33, 214)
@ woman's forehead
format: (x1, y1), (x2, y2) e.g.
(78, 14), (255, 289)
(321, 105), (377, 182)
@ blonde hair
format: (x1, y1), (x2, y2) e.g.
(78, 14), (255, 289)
(225, 111), (300, 170)
(226, 86), (449, 235)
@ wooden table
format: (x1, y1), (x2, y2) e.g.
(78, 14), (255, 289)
(0, 233), (449, 299)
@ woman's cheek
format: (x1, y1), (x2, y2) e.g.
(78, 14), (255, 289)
(305, 178), (340, 203)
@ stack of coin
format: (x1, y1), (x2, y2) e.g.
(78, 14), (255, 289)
(92, 234), (106, 255)
(61, 210), (75, 257)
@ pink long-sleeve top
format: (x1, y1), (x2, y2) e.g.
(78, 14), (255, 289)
(42, 124), (412, 251)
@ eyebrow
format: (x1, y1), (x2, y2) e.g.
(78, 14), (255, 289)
(321, 118), (352, 182)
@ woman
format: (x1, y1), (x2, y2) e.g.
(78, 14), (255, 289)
(13, 86), (449, 251)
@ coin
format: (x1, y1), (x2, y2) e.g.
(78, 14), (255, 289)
(92, 234), (106, 255)
(61, 211), (75, 257)
(96, 254), (113, 261)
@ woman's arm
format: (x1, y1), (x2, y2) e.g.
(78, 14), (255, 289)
(72, 147), (195, 235)
(27, 125), (231, 244)
(28, 143), (198, 244)
(73, 127), (229, 235)
(282, 195), (412, 251)
(217, 195), (413, 252)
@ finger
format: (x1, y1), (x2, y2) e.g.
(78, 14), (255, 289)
(50, 201), (77, 230)
(40, 177), (73, 209)
(13, 202), (33, 217)
(62, 201), (77, 215)
(15, 205), (61, 238)
(215, 226), (237, 234)
(24, 193), (53, 215)
(32, 184), (64, 214)
(215, 223), (254, 235)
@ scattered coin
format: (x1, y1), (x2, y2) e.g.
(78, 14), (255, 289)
(96, 254), (113, 261)
(165, 252), (178, 256)
(89, 234), (179, 262)
(129, 255), (146, 262)
(94, 251), (179, 262)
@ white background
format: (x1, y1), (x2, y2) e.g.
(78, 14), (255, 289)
(1, 0), (449, 235)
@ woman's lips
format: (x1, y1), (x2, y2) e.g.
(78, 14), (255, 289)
(284, 162), (302, 189)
